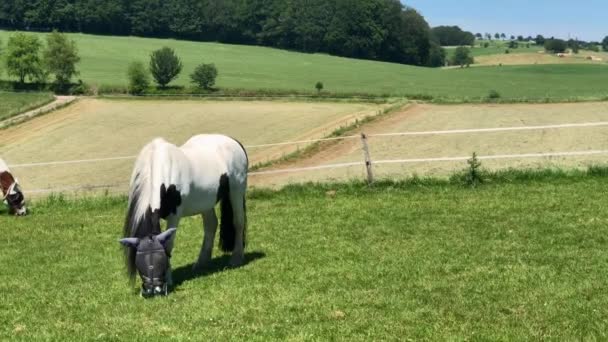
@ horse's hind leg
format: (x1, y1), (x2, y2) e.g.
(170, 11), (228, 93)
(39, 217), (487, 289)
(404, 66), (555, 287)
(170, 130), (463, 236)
(229, 191), (246, 267)
(194, 209), (218, 271)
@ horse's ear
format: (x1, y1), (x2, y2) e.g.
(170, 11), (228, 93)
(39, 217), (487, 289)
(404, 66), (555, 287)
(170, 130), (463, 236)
(119, 237), (140, 248)
(157, 228), (177, 246)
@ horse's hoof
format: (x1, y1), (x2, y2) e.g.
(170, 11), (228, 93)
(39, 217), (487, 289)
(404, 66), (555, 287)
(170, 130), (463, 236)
(230, 256), (244, 267)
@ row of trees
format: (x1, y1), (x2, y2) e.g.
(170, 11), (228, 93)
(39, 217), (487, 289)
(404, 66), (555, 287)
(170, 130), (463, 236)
(475, 32), (606, 52)
(0, 0), (441, 67)
(544, 38), (602, 54)
(128, 47), (218, 94)
(475, 33), (539, 42)
(431, 26), (475, 46)
(0, 31), (80, 88)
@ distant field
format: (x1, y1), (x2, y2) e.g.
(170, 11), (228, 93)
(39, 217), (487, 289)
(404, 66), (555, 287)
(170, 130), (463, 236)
(2, 177), (608, 339)
(0, 98), (384, 192)
(253, 102), (608, 187)
(1, 31), (608, 100)
(445, 42), (540, 57)
(0, 92), (54, 121)
(475, 52), (607, 66)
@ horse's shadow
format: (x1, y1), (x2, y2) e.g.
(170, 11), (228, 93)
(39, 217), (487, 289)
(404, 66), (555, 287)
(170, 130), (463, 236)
(171, 251), (265, 291)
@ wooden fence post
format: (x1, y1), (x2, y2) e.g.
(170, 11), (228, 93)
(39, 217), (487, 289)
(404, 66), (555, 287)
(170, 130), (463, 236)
(360, 133), (374, 184)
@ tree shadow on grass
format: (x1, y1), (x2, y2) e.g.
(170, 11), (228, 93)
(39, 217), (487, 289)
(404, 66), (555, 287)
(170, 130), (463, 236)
(171, 251), (266, 292)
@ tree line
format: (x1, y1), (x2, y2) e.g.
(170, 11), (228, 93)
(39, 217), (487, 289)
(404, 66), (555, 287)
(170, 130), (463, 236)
(431, 26), (475, 46)
(0, 29), (220, 94)
(0, 31), (79, 91)
(0, 0), (445, 67)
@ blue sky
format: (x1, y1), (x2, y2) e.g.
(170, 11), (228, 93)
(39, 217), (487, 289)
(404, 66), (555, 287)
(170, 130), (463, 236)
(404, 0), (606, 42)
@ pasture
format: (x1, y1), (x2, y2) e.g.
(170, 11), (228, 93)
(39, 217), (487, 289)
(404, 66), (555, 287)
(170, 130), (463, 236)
(1, 30), (608, 100)
(0, 92), (54, 121)
(0, 98), (385, 193)
(254, 102), (608, 187)
(1, 174), (608, 339)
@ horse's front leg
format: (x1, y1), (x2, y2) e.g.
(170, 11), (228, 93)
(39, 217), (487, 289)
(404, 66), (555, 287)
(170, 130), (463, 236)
(165, 216), (180, 287)
(193, 209), (218, 271)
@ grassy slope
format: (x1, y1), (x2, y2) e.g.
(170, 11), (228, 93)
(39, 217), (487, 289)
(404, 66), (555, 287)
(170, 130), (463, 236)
(1, 174), (608, 339)
(0, 92), (54, 121)
(1, 30), (608, 100)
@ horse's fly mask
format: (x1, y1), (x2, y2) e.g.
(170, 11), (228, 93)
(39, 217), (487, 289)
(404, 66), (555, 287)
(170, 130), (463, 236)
(135, 235), (170, 297)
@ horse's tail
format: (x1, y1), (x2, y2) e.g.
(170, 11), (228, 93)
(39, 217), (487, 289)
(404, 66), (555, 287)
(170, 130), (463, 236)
(219, 175), (235, 252)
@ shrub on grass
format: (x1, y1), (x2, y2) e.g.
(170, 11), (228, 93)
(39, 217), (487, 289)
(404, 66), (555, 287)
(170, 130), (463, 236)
(127, 61), (150, 95)
(190, 63), (218, 90)
(488, 89), (501, 100)
(315, 81), (324, 93)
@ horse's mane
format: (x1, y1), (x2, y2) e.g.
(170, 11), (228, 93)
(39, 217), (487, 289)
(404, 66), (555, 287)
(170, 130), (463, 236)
(122, 138), (183, 279)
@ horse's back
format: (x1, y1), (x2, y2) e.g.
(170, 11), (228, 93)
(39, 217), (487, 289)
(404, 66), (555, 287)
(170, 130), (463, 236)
(181, 134), (248, 175)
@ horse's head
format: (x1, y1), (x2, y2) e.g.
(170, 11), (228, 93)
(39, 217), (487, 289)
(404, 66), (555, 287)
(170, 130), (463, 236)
(119, 228), (176, 298)
(1, 172), (27, 216)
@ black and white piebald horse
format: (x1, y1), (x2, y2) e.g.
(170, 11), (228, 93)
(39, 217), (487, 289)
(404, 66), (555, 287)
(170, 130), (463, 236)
(0, 158), (27, 216)
(119, 134), (248, 297)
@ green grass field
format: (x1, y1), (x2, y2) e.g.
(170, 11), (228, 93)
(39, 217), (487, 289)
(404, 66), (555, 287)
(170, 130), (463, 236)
(2, 171), (608, 339)
(1, 30), (608, 101)
(0, 91), (54, 121)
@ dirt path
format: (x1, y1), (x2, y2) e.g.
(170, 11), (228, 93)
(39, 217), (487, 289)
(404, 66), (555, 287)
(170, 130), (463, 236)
(249, 104), (422, 186)
(0, 96), (77, 129)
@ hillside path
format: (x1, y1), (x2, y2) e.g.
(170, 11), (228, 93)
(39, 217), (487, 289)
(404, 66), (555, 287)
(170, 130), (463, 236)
(0, 95), (77, 129)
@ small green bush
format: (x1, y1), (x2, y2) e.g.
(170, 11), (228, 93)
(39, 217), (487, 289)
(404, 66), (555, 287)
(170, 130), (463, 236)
(190, 63), (218, 90)
(127, 61), (150, 95)
(488, 89), (501, 99)
(451, 46), (474, 67)
(465, 152), (483, 187)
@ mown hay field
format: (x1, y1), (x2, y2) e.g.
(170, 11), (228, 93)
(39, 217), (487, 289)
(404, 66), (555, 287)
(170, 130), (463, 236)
(253, 102), (608, 187)
(0, 99), (385, 193)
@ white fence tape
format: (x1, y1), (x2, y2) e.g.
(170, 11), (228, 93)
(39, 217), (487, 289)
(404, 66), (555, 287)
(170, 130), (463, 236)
(24, 149), (608, 194)
(10, 156), (137, 168)
(369, 121), (608, 138)
(249, 149), (608, 176)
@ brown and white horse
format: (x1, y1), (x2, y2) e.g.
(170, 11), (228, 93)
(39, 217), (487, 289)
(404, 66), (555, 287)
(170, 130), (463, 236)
(0, 158), (27, 216)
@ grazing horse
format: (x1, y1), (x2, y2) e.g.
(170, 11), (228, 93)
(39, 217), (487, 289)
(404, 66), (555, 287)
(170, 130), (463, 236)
(0, 158), (27, 216)
(119, 134), (248, 297)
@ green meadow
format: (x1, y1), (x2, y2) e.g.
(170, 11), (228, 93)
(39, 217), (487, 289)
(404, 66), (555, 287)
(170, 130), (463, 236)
(1, 30), (608, 101)
(2, 171), (608, 340)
